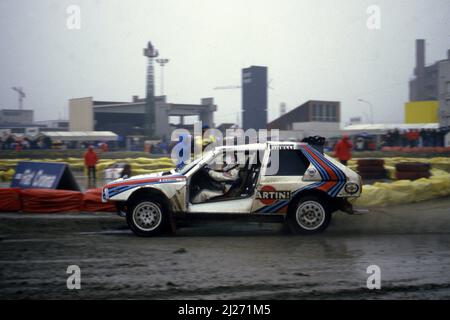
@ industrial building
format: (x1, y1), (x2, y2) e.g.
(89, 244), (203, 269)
(408, 39), (450, 127)
(242, 66), (268, 131)
(69, 95), (216, 145)
(438, 58), (450, 127)
(0, 108), (70, 138)
(0, 109), (34, 125)
(267, 100), (341, 139)
(34, 120), (69, 130)
(405, 101), (439, 124)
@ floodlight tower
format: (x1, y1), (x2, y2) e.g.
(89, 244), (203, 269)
(11, 87), (26, 110)
(143, 41), (159, 139)
(155, 58), (169, 96)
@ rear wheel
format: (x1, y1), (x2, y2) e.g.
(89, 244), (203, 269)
(127, 199), (166, 237)
(287, 196), (331, 235)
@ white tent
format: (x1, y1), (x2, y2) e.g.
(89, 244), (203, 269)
(343, 123), (439, 135)
(41, 131), (118, 142)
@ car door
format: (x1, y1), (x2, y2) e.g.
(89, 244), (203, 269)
(251, 148), (310, 214)
(187, 149), (255, 214)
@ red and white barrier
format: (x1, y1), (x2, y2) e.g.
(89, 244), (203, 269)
(0, 188), (117, 213)
(0, 188), (21, 212)
(19, 189), (83, 213)
(82, 188), (116, 212)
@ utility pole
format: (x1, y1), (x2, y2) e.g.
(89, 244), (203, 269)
(143, 41), (159, 139)
(11, 87), (26, 110)
(155, 58), (169, 96)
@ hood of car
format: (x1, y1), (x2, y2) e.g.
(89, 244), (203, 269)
(104, 171), (185, 189)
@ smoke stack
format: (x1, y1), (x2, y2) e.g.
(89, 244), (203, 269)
(447, 49), (450, 60)
(415, 39), (425, 76)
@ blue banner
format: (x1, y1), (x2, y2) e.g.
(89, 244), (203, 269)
(11, 162), (77, 190)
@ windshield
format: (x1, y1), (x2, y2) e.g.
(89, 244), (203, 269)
(174, 155), (205, 175)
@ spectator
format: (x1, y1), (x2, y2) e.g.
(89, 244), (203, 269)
(14, 142), (23, 152)
(100, 142), (109, 152)
(406, 130), (414, 147)
(411, 129), (420, 147)
(355, 137), (365, 151)
(419, 128), (427, 147)
(384, 130), (393, 147)
(84, 145), (98, 182)
(334, 135), (353, 165)
(437, 127), (449, 147)
(401, 130), (409, 147)
(391, 129), (400, 146)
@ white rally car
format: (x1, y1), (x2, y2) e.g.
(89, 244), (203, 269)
(102, 142), (362, 236)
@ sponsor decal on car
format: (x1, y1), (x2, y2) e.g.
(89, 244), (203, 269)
(307, 167), (317, 176)
(256, 185), (291, 205)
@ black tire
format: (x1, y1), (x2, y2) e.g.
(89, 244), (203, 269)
(395, 162), (431, 172)
(359, 172), (387, 180)
(396, 171), (431, 180)
(357, 159), (384, 167)
(286, 196), (332, 235)
(357, 165), (386, 173)
(126, 198), (167, 237)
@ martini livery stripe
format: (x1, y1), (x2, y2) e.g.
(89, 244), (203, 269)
(105, 176), (185, 198)
(301, 146), (347, 196)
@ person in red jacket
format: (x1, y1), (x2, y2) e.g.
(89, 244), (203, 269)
(84, 145), (98, 182)
(334, 135), (353, 165)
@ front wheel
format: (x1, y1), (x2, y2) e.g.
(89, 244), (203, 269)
(127, 199), (166, 237)
(287, 196), (331, 235)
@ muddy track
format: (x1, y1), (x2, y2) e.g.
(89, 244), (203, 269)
(1, 198), (450, 299)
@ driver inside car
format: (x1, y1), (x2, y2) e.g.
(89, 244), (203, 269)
(192, 155), (241, 203)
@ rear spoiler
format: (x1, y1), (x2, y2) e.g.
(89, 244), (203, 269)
(302, 136), (326, 154)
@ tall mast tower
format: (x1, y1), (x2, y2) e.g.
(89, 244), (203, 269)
(143, 41), (159, 139)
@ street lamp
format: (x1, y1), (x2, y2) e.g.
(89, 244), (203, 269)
(156, 58), (169, 96)
(358, 99), (374, 124)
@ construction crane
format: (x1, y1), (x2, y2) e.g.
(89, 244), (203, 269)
(11, 87), (26, 110)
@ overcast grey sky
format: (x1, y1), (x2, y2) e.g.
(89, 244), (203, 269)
(0, 0), (449, 125)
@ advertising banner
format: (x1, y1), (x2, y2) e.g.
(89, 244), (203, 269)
(11, 161), (80, 191)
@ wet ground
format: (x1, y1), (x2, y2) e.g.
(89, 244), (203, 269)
(0, 198), (450, 300)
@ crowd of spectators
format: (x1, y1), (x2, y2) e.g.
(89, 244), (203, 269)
(0, 135), (52, 150)
(382, 127), (449, 148)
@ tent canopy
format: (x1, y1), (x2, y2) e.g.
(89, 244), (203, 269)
(343, 123), (439, 135)
(41, 131), (118, 142)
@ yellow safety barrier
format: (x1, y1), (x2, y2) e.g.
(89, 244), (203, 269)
(1, 157), (449, 208)
(353, 168), (450, 207)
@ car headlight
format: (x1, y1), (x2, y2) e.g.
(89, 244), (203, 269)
(344, 182), (359, 195)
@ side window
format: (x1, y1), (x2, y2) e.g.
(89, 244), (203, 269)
(266, 150), (310, 176)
